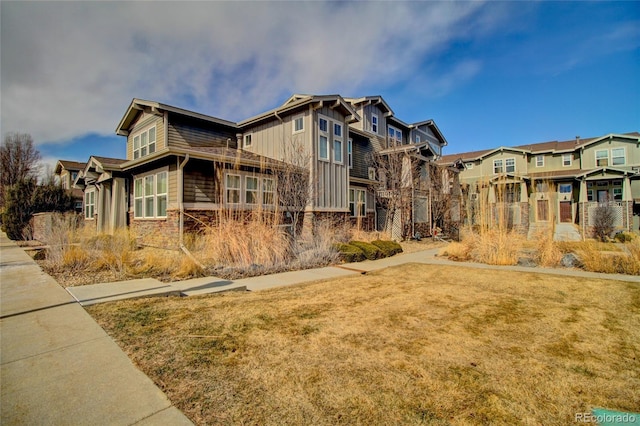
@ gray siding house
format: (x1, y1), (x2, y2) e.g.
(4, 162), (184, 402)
(62, 94), (450, 247)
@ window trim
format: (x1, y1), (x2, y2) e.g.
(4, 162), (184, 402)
(595, 149), (609, 167)
(371, 113), (378, 134)
(348, 139), (353, 169)
(132, 124), (157, 160)
(225, 172), (277, 207)
(333, 138), (343, 164)
(536, 155), (544, 167)
(611, 147), (625, 166)
(225, 173), (241, 205)
(388, 125), (402, 146)
(465, 162), (474, 170)
(505, 158), (516, 173)
(84, 189), (95, 220)
(318, 116), (329, 161)
(349, 188), (366, 217)
(562, 153), (572, 167)
(293, 115), (304, 134)
(493, 159), (504, 174)
(244, 134), (252, 148)
(262, 177), (275, 206)
(613, 187), (622, 201)
(558, 183), (572, 194)
(245, 176), (259, 205)
(133, 169), (168, 219)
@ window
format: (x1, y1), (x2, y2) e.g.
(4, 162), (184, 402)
(465, 162), (474, 170)
(536, 182), (549, 192)
(612, 148), (625, 166)
(613, 187), (622, 201)
(388, 125), (402, 145)
(71, 171), (78, 181)
(415, 134), (421, 143)
(262, 178), (275, 205)
(226, 174), (241, 204)
(596, 150), (608, 166)
(334, 123), (342, 137)
(587, 189), (594, 201)
(348, 139), (353, 169)
(134, 171), (167, 218)
(371, 114), (378, 133)
(349, 188), (366, 217)
(505, 158), (515, 173)
(319, 136), (328, 160)
(245, 176), (258, 204)
(84, 190), (95, 219)
(244, 134), (252, 148)
(156, 172), (167, 217)
(536, 155), (544, 167)
(293, 116), (304, 133)
(334, 139), (343, 163)
(319, 118), (328, 132)
(133, 125), (156, 159)
(559, 184), (572, 194)
(493, 159), (503, 174)
(368, 167), (376, 181)
(562, 154), (572, 167)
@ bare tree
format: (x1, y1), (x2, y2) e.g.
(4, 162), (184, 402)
(1, 133), (41, 208)
(368, 147), (419, 240)
(429, 162), (456, 233)
(277, 138), (310, 239)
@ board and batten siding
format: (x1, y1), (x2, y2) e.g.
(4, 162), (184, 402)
(126, 112), (165, 161)
(167, 115), (237, 151)
(314, 107), (348, 211)
(242, 109), (311, 163)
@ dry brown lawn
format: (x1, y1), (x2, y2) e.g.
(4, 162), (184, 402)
(87, 264), (640, 425)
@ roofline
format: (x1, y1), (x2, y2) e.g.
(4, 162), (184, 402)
(238, 94), (360, 127)
(116, 99), (238, 136)
(344, 96), (394, 116)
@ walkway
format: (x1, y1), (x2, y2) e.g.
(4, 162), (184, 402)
(0, 233), (193, 425)
(67, 244), (638, 306)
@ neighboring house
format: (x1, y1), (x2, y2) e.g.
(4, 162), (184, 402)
(54, 160), (85, 213)
(438, 133), (640, 237)
(58, 94), (451, 247)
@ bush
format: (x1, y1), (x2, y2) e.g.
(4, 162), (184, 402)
(348, 241), (383, 260)
(1, 179), (36, 240)
(614, 232), (636, 243)
(334, 243), (365, 263)
(592, 204), (615, 242)
(371, 240), (403, 257)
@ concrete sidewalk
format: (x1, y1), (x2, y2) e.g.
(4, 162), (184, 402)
(0, 233), (193, 425)
(66, 245), (638, 307)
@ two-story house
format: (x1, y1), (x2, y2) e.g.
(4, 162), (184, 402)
(439, 132), (640, 238)
(54, 160), (85, 213)
(62, 94), (450, 247)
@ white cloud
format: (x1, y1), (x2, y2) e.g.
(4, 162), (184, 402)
(1, 1), (496, 145)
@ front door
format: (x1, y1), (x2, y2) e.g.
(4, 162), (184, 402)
(537, 200), (549, 221)
(560, 201), (572, 223)
(598, 190), (609, 203)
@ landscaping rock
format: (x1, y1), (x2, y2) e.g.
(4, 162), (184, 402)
(560, 253), (582, 268)
(517, 257), (537, 268)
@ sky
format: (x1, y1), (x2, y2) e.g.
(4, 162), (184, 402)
(1, 1), (639, 174)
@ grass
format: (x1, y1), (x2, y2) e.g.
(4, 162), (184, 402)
(87, 264), (640, 425)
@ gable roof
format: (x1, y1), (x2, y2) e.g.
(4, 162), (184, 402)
(412, 119), (448, 146)
(238, 94), (360, 127)
(116, 99), (238, 136)
(344, 96), (394, 116)
(54, 160), (86, 175)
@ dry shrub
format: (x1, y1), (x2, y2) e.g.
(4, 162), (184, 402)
(439, 241), (472, 261)
(576, 239), (640, 275)
(349, 227), (391, 243)
(197, 213), (291, 269)
(534, 230), (563, 267)
(293, 219), (339, 268)
(473, 229), (524, 265)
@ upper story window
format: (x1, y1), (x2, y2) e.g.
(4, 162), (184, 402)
(559, 183), (572, 193)
(71, 171), (78, 181)
(595, 149), (608, 166)
(388, 125), (402, 145)
(334, 139), (343, 163)
(84, 190), (95, 219)
(134, 171), (167, 218)
(415, 134), (421, 143)
(348, 139), (353, 169)
(465, 162), (474, 170)
(562, 154), (572, 167)
(611, 148), (625, 166)
(493, 159), (503, 174)
(505, 158), (515, 173)
(133, 125), (156, 160)
(244, 134), (252, 148)
(368, 167), (376, 181)
(371, 114), (378, 134)
(334, 123), (342, 137)
(536, 155), (544, 167)
(318, 119), (329, 161)
(319, 118), (328, 132)
(293, 115), (304, 134)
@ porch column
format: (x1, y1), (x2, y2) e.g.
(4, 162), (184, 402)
(622, 176), (632, 201)
(520, 181), (528, 203)
(578, 179), (587, 202)
(488, 185), (496, 203)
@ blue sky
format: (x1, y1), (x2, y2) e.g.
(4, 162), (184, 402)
(1, 1), (638, 174)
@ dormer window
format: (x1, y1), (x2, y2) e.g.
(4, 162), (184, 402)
(133, 125), (156, 159)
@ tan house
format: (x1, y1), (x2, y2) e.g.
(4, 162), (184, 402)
(439, 132), (640, 238)
(54, 160), (85, 212)
(61, 94), (451, 247)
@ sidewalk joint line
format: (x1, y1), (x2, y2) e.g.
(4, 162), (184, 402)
(0, 300), (78, 320)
